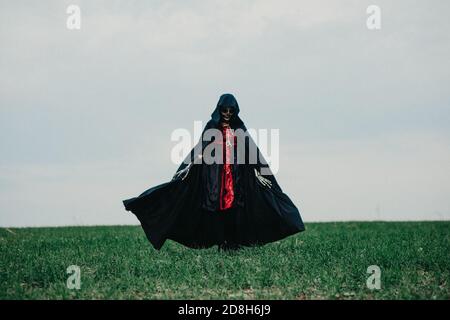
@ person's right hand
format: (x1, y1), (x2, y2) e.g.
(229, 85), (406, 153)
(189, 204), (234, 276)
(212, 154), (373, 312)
(172, 163), (192, 181)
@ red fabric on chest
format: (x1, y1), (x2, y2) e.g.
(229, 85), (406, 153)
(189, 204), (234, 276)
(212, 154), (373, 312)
(219, 126), (235, 211)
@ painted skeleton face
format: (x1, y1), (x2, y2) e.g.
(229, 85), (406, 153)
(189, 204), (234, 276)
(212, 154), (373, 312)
(220, 106), (234, 123)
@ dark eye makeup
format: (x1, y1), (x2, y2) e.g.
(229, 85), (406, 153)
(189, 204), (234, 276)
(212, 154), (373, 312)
(221, 107), (234, 114)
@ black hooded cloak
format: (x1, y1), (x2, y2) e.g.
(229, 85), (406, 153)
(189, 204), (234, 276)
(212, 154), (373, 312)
(123, 93), (305, 250)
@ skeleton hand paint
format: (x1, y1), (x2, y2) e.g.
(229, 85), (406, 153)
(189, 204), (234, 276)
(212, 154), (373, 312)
(254, 168), (272, 188)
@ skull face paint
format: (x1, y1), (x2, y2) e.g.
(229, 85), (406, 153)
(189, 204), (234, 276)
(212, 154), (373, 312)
(220, 106), (234, 124)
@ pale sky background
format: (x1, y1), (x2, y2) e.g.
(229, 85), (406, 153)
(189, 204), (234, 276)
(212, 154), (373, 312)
(1, 0), (449, 227)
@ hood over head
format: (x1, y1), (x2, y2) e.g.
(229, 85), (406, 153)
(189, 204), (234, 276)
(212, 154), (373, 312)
(210, 93), (244, 128)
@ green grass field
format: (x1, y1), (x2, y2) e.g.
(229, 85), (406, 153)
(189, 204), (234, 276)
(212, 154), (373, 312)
(1, 222), (449, 299)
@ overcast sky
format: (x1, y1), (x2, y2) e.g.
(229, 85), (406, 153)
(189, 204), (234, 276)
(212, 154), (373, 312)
(1, 0), (449, 227)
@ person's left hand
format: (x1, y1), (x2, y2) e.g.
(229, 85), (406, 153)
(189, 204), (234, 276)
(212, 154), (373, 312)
(254, 168), (272, 188)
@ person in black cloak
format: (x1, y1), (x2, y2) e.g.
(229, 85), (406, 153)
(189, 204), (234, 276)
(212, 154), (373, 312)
(123, 93), (305, 250)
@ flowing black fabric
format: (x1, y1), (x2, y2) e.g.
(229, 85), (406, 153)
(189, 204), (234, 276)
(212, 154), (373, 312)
(123, 93), (305, 250)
